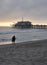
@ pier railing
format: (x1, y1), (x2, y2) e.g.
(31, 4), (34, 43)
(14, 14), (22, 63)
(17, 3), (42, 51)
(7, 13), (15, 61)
(32, 25), (47, 29)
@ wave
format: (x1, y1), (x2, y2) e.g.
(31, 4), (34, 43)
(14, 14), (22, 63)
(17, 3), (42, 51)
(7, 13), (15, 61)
(0, 38), (11, 42)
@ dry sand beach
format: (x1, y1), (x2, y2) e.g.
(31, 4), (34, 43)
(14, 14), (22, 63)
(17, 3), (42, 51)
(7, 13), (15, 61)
(0, 39), (47, 65)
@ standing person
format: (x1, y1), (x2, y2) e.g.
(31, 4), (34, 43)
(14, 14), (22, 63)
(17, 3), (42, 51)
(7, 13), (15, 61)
(12, 35), (16, 44)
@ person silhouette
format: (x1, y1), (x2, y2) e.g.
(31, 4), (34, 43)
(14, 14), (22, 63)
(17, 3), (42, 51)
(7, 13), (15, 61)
(12, 35), (16, 44)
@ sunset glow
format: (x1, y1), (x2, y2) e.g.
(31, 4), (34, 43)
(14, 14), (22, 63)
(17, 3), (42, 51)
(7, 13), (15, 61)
(0, 22), (14, 27)
(0, 19), (47, 27)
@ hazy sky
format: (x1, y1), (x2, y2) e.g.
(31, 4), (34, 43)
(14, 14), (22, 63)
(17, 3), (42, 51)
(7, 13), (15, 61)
(0, 0), (47, 26)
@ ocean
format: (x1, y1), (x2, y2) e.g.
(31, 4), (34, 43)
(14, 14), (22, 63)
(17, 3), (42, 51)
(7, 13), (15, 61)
(0, 27), (47, 44)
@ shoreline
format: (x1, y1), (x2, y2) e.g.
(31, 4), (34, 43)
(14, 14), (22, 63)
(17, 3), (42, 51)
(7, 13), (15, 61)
(0, 39), (47, 46)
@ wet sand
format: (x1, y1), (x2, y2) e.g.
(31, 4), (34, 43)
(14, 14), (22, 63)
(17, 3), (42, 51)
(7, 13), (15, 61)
(0, 39), (47, 65)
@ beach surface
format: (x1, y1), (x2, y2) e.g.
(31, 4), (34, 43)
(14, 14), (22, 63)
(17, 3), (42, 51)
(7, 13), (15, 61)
(0, 39), (47, 65)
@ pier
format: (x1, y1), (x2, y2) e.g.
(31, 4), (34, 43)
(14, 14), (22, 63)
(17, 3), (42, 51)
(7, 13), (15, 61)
(32, 25), (47, 29)
(12, 21), (47, 29)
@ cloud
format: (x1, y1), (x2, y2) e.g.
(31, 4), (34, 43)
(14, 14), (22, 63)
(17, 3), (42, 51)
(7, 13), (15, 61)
(0, 0), (47, 21)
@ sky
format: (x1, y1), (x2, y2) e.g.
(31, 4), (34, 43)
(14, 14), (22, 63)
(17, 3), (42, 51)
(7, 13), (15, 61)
(0, 0), (47, 26)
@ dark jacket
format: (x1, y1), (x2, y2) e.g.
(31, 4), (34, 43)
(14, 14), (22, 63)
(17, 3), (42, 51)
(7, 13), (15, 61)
(12, 36), (16, 42)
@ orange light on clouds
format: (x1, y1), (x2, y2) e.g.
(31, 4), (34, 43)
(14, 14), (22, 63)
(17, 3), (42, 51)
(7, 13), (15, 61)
(0, 18), (22, 27)
(0, 22), (14, 27)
